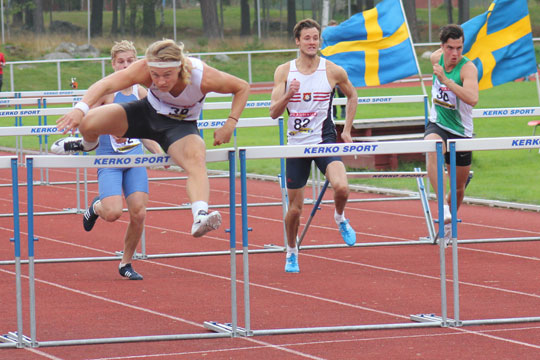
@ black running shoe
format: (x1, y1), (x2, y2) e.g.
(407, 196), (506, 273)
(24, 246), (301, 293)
(83, 196), (100, 232)
(119, 263), (143, 280)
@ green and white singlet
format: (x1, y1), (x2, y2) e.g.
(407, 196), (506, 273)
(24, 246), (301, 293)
(429, 55), (473, 137)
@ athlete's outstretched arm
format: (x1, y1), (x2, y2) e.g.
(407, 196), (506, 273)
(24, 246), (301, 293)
(201, 64), (250, 146)
(56, 60), (152, 134)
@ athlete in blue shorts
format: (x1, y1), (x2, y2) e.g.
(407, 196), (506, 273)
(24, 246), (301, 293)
(81, 41), (163, 280)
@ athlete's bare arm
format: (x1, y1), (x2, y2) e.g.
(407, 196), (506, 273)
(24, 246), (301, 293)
(56, 60), (152, 134)
(269, 62), (298, 119)
(200, 63), (250, 146)
(327, 61), (357, 143)
(431, 49), (478, 106)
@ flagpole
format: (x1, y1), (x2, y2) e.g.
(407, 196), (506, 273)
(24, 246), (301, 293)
(398, 0), (427, 98)
(534, 70), (540, 103)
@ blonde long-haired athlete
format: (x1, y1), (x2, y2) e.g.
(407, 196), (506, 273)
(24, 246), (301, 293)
(53, 39), (249, 239)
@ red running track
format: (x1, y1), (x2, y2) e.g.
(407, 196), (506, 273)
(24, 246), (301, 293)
(1, 161), (540, 359)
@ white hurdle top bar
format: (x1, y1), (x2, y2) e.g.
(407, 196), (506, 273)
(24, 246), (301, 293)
(0, 156), (16, 169)
(28, 148), (232, 169)
(243, 140), (439, 159)
(450, 136), (540, 152)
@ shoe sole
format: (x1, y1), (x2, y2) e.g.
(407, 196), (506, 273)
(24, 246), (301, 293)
(192, 211), (222, 238)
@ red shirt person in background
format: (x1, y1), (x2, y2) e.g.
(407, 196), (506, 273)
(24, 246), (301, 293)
(0, 51), (6, 92)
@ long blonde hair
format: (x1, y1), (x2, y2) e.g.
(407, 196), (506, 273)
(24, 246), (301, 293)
(145, 39), (191, 84)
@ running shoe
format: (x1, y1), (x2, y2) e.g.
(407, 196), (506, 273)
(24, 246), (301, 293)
(443, 223), (452, 247)
(443, 204), (452, 224)
(339, 219), (356, 246)
(285, 253), (299, 273)
(83, 196), (100, 232)
(119, 263), (143, 280)
(191, 210), (222, 237)
(51, 137), (98, 155)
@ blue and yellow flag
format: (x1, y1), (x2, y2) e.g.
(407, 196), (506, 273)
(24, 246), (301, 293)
(320, 0), (418, 87)
(462, 0), (536, 90)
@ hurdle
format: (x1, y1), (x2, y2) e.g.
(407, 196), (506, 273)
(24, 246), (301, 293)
(6, 149), (237, 348)
(0, 157), (25, 349)
(410, 136), (540, 329)
(203, 140), (457, 337)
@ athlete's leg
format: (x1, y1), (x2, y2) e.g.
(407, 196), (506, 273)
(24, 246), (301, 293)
(80, 104), (129, 143)
(446, 164), (471, 211)
(121, 191), (148, 265)
(324, 160), (349, 215)
(285, 188), (305, 248)
(166, 134), (209, 203)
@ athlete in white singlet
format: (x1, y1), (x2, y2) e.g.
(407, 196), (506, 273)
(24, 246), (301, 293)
(424, 24), (478, 245)
(53, 39), (249, 239)
(270, 19), (358, 273)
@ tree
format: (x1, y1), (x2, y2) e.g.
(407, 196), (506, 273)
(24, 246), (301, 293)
(458, 0), (470, 24)
(33, 0), (45, 33)
(91, 0), (104, 37)
(445, 0), (453, 24)
(200, 0), (221, 38)
(142, 0), (157, 37)
(119, 0), (126, 35)
(355, 0), (374, 12)
(402, 0), (419, 43)
(111, 0), (118, 35)
(240, 0), (250, 36)
(287, 0), (296, 38)
(129, 0), (138, 36)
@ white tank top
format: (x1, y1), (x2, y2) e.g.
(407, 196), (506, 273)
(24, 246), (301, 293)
(147, 57), (205, 121)
(286, 58), (333, 145)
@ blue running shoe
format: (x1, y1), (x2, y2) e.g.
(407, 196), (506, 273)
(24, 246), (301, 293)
(285, 253), (299, 273)
(339, 219), (356, 246)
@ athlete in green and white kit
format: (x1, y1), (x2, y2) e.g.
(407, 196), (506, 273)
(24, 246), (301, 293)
(424, 24), (479, 244)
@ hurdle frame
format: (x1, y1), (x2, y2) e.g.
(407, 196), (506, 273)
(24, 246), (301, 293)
(13, 149), (238, 348)
(443, 136), (540, 327)
(225, 140), (458, 337)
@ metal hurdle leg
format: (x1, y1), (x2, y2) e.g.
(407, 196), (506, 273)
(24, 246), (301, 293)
(26, 158), (39, 347)
(297, 179), (329, 249)
(0, 158), (28, 349)
(415, 167), (437, 243)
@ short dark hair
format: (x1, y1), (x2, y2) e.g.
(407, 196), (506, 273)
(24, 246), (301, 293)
(293, 18), (321, 40)
(439, 24), (464, 44)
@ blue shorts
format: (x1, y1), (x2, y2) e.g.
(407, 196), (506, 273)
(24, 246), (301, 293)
(97, 166), (149, 199)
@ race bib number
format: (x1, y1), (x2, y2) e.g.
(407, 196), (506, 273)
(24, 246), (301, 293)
(110, 136), (141, 153)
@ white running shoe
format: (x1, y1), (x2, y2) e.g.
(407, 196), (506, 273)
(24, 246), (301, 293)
(443, 204), (452, 224)
(51, 137), (98, 155)
(191, 210), (222, 238)
(443, 223), (452, 247)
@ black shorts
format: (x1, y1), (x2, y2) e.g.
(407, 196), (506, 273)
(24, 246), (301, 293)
(425, 122), (472, 166)
(120, 97), (200, 152)
(286, 137), (342, 189)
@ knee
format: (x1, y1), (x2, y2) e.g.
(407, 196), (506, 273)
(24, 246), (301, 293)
(333, 182), (349, 200)
(286, 206), (302, 221)
(101, 208), (122, 222)
(129, 207), (146, 225)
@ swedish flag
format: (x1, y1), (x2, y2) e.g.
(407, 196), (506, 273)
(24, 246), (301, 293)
(463, 0), (537, 90)
(320, 0), (418, 87)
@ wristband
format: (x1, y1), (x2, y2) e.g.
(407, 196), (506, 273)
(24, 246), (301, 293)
(228, 116), (239, 122)
(74, 102), (90, 116)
